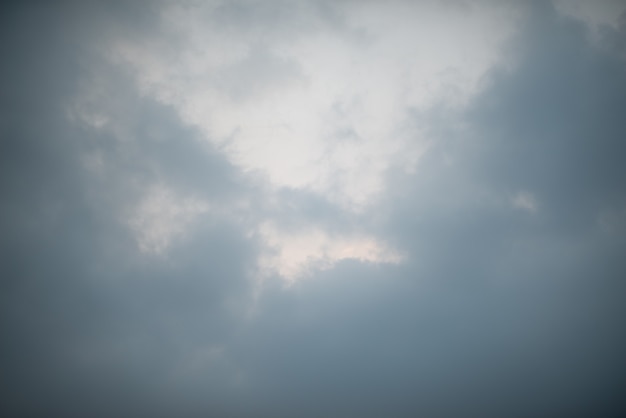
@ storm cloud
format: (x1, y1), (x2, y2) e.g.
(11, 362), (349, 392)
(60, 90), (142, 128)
(1, 1), (625, 417)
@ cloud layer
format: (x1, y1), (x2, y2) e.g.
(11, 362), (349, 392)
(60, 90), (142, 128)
(1, 1), (626, 417)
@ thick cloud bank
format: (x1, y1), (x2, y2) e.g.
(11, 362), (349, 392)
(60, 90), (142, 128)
(1, 1), (626, 417)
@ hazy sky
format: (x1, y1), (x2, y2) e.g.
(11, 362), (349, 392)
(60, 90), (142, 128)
(1, 1), (626, 417)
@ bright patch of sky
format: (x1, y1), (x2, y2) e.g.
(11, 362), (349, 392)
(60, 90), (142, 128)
(78, 0), (528, 280)
(111, 2), (521, 207)
(71, 2), (527, 280)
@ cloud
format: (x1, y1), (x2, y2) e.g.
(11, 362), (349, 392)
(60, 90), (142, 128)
(128, 184), (210, 254)
(1, 1), (626, 417)
(256, 221), (403, 281)
(512, 190), (539, 213)
(109, 0), (522, 210)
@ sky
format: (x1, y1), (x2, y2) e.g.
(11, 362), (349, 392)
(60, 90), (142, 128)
(1, 1), (626, 417)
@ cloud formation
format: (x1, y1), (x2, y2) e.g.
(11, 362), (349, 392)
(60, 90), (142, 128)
(1, 1), (626, 417)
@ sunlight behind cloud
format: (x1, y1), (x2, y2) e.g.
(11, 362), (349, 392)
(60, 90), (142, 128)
(257, 221), (404, 282)
(109, 1), (522, 211)
(5, 1), (626, 416)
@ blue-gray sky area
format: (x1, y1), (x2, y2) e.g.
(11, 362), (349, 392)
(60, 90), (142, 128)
(1, 1), (626, 417)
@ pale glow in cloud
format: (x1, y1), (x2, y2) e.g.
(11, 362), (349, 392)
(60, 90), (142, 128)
(96, 1), (527, 279)
(257, 222), (404, 281)
(129, 185), (210, 254)
(109, 1), (522, 210)
(512, 190), (538, 213)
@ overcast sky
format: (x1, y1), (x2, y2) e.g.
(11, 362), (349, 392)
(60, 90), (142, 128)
(1, 1), (626, 417)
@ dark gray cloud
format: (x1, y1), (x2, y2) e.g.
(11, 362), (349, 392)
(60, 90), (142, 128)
(1, 1), (626, 417)
(0, 3), (253, 416)
(468, 2), (626, 231)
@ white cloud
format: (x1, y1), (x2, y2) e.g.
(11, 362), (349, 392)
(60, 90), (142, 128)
(77, 1), (531, 280)
(129, 184), (210, 255)
(257, 221), (404, 282)
(108, 0), (523, 211)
